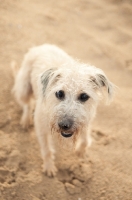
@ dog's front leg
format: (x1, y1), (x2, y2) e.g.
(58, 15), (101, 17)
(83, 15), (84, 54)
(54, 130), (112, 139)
(34, 101), (57, 177)
(75, 127), (92, 157)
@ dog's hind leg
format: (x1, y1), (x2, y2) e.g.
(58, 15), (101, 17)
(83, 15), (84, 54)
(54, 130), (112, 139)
(20, 102), (31, 129)
(12, 60), (33, 129)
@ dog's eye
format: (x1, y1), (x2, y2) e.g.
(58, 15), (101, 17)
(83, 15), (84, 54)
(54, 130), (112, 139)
(78, 93), (90, 102)
(55, 90), (65, 100)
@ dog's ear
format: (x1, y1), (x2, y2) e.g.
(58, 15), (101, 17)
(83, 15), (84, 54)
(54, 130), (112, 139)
(90, 70), (114, 102)
(40, 69), (56, 96)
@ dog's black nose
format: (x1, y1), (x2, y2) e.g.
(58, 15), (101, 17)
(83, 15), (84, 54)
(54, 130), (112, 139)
(58, 119), (73, 130)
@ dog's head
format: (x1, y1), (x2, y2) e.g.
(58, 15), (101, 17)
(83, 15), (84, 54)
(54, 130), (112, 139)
(40, 63), (114, 146)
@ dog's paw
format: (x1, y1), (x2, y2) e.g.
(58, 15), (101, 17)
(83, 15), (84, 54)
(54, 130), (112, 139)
(42, 163), (57, 177)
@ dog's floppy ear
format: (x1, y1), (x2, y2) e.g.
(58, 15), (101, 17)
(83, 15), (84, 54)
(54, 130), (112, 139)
(90, 69), (114, 101)
(40, 69), (56, 96)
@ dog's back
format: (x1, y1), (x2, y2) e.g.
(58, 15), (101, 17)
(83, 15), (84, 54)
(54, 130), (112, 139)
(12, 44), (73, 105)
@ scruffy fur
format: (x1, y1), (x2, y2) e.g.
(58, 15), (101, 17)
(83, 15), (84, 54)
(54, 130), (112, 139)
(12, 44), (114, 176)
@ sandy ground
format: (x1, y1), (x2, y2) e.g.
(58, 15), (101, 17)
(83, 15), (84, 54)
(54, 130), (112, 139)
(0, 0), (132, 199)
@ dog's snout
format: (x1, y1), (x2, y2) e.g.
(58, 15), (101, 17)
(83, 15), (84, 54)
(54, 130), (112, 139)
(58, 119), (73, 130)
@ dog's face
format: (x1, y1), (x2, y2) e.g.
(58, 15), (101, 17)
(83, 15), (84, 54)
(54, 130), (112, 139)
(40, 64), (113, 145)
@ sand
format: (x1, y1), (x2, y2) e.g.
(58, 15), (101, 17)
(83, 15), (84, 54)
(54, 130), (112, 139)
(0, 0), (132, 199)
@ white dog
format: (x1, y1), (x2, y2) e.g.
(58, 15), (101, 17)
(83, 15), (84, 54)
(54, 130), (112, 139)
(12, 44), (114, 176)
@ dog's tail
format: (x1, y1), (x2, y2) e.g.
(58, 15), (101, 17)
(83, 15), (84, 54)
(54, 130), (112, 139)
(11, 60), (19, 78)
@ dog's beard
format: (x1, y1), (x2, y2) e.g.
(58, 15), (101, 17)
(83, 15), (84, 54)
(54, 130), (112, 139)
(51, 125), (80, 151)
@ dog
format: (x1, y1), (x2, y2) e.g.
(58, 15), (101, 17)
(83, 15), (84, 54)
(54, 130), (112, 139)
(12, 44), (114, 176)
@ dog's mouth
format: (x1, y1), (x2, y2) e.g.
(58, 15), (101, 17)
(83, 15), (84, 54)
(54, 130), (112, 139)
(61, 132), (73, 138)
